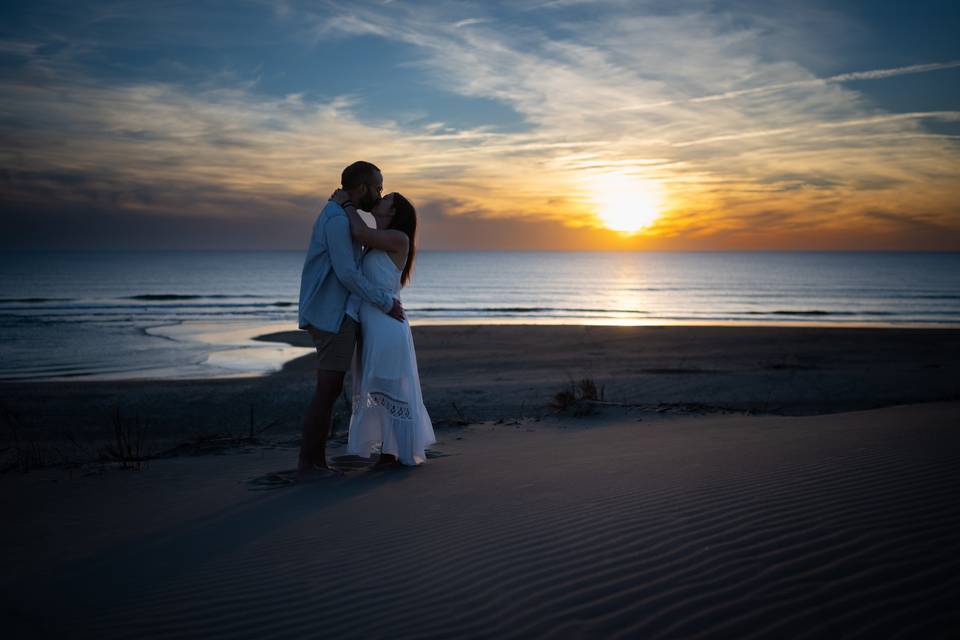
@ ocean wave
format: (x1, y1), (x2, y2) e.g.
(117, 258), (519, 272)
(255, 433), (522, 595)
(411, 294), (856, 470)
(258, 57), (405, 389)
(751, 310), (898, 317)
(125, 294), (267, 301)
(1, 301), (297, 311)
(411, 307), (651, 314)
(0, 297), (73, 303)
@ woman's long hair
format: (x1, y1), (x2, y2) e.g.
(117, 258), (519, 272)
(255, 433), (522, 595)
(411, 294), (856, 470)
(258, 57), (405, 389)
(387, 193), (417, 286)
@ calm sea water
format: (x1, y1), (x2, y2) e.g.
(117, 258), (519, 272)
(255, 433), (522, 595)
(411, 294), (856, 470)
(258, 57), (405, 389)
(1, 251), (958, 380)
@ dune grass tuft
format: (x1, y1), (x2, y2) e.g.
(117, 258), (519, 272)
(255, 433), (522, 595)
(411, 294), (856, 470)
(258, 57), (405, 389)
(550, 377), (606, 416)
(99, 407), (149, 471)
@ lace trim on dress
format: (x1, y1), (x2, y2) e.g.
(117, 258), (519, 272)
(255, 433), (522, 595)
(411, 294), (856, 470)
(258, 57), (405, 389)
(365, 391), (413, 421)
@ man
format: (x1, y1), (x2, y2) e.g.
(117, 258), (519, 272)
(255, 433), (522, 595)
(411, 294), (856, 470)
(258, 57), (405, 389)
(297, 161), (404, 480)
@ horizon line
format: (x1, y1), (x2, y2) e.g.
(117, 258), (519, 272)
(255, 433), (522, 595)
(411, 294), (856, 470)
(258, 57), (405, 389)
(3, 248), (960, 254)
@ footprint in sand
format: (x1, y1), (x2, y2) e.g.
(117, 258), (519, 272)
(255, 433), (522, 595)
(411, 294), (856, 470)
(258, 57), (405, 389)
(247, 450), (451, 489)
(331, 455), (374, 470)
(246, 469), (299, 490)
(247, 466), (348, 489)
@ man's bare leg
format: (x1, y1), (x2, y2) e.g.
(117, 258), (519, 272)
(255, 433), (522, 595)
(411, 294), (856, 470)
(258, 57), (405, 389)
(298, 369), (346, 479)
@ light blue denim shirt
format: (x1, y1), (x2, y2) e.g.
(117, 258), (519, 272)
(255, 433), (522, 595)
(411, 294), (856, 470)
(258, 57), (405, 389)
(298, 201), (393, 333)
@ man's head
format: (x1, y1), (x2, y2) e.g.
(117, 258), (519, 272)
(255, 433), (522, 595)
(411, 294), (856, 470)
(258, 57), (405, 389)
(341, 161), (383, 211)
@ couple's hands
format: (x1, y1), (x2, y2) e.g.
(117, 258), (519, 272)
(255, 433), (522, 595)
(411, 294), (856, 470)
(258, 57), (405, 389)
(389, 298), (405, 322)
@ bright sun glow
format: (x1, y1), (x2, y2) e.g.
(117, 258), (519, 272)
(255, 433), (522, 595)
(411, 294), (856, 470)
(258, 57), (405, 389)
(592, 175), (665, 234)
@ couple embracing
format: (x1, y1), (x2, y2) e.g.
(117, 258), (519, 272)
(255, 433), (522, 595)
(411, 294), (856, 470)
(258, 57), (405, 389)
(296, 161), (435, 481)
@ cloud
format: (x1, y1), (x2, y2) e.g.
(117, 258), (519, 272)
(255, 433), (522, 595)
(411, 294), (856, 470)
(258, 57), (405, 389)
(302, 2), (960, 243)
(2, 0), (959, 250)
(617, 60), (960, 111)
(453, 18), (491, 28)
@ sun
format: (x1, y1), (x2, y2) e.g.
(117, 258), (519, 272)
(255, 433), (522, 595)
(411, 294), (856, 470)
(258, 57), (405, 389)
(592, 175), (664, 234)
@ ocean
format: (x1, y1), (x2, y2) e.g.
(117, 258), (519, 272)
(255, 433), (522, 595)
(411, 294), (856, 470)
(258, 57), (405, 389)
(1, 251), (958, 381)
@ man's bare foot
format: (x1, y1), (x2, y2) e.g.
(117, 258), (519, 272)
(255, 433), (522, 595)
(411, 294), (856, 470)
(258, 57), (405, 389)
(296, 463), (342, 482)
(370, 453), (401, 471)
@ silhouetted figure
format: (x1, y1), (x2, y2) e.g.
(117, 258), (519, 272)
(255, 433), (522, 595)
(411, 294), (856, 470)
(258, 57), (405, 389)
(296, 161), (404, 480)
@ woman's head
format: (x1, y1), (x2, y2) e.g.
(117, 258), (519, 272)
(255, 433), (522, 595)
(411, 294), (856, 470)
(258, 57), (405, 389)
(372, 192), (417, 286)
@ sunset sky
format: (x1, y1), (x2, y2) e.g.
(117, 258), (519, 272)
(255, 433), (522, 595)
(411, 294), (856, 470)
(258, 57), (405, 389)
(2, 0), (959, 250)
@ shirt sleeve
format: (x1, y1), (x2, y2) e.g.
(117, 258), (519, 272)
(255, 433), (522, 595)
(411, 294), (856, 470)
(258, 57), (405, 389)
(325, 214), (394, 313)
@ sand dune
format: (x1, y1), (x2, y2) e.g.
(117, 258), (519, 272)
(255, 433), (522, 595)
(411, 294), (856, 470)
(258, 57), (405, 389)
(3, 401), (958, 638)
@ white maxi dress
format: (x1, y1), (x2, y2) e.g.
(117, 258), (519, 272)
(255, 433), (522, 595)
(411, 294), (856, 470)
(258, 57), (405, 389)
(348, 250), (436, 465)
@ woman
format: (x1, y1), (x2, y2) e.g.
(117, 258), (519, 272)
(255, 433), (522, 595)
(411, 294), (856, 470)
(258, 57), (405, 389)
(332, 189), (436, 468)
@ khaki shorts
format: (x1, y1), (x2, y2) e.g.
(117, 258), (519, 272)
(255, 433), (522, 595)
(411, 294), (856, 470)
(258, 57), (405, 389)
(307, 316), (358, 372)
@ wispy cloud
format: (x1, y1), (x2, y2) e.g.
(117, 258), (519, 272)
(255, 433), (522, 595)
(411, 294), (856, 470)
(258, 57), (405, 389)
(621, 60), (960, 110)
(2, 0), (959, 249)
(288, 2), (960, 246)
(830, 60), (960, 81)
(453, 18), (491, 28)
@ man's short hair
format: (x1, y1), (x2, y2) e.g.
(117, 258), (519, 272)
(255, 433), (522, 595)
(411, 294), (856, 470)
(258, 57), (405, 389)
(341, 161), (380, 190)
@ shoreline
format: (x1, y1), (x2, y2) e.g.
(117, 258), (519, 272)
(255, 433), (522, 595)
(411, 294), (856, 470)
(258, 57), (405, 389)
(3, 319), (959, 384)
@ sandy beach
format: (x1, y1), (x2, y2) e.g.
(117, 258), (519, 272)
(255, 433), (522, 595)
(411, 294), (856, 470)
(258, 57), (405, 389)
(2, 325), (959, 454)
(2, 326), (959, 638)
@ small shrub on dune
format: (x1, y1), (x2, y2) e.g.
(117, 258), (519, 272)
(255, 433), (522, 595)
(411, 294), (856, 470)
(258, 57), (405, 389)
(550, 387), (578, 412)
(99, 407), (149, 471)
(550, 378), (606, 416)
(577, 378), (604, 402)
